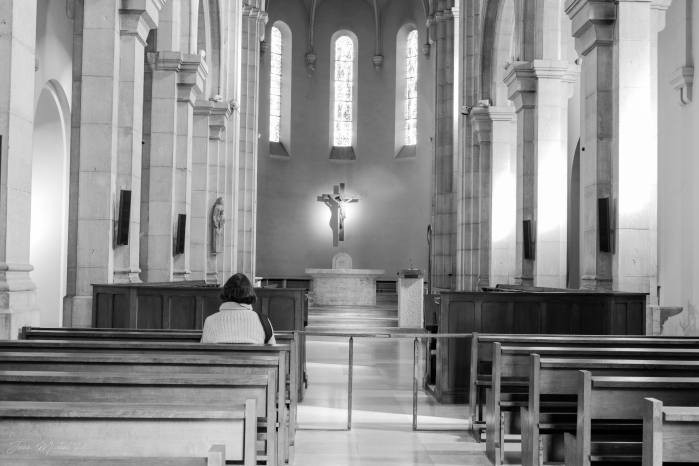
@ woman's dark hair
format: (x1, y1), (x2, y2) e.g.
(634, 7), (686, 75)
(220, 273), (257, 304)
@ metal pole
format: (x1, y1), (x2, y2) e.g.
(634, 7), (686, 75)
(413, 337), (419, 431)
(348, 336), (354, 430)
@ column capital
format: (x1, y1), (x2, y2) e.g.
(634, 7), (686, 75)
(177, 53), (209, 104)
(469, 108), (493, 145)
(193, 100), (215, 116)
(119, 0), (165, 45)
(669, 66), (694, 105)
(243, 5), (262, 19)
(504, 62), (537, 112)
(565, 0), (616, 56)
(211, 101), (232, 119)
(651, 0), (673, 33)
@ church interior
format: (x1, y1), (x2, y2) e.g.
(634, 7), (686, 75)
(0, 0), (698, 464)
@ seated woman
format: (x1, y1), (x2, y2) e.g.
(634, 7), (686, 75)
(201, 273), (276, 344)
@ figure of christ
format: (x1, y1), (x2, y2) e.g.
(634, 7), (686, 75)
(321, 183), (361, 242)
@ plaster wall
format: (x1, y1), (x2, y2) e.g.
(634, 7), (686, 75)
(31, 0), (73, 327)
(657, 0), (699, 335)
(256, 0), (434, 278)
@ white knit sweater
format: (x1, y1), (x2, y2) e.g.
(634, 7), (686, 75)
(201, 302), (276, 344)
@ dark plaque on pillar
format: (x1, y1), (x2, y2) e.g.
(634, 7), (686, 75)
(523, 220), (534, 260)
(175, 214), (186, 255)
(598, 197), (612, 253)
(116, 189), (131, 246)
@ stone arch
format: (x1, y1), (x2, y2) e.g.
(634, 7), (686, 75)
(30, 80), (71, 327)
(480, 0), (515, 106)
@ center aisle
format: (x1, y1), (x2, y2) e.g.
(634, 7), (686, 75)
(294, 336), (487, 465)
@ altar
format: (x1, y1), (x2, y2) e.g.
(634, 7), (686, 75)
(305, 253), (384, 306)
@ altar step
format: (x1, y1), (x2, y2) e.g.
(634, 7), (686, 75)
(307, 305), (398, 329)
(376, 293), (398, 304)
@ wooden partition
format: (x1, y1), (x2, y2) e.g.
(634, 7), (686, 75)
(91, 282), (307, 332)
(427, 290), (647, 403)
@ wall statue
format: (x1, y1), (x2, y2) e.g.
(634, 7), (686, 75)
(212, 197), (225, 254)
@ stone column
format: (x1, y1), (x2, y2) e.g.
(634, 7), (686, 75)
(208, 104), (230, 284)
(505, 60), (570, 288)
(433, 0), (456, 290)
(649, 0), (672, 304)
(237, 4), (267, 280)
(471, 107), (517, 288)
(190, 101), (213, 282)
(64, 0), (122, 327)
(0, 0), (40, 338)
(172, 55), (207, 282)
(566, 0), (654, 293)
(143, 52), (180, 282)
(114, 1), (162, 284)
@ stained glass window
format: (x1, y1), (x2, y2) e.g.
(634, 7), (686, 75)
(334, 36), (354, 147)
(270, 27), (282, 143)
(405, 30), (418, 146)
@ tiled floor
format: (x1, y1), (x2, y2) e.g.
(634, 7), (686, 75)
(294, 336), (489, 465)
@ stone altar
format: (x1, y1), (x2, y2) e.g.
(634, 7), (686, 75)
(305, 253), (384, 306)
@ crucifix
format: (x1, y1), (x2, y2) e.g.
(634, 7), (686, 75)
(321, 183), (361, 242)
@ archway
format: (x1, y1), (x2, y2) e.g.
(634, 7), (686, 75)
(567, 140), (581, 288)
(30, 81), (70, 327)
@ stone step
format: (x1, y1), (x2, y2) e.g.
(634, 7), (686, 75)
(309, 308), (397, 318)
(307, 316), (399, 328)
(376, 293), (398, 303)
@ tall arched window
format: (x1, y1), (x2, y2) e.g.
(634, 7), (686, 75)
(270, 26), (282, 143)
(269, 22), (291, 157)
(405, 30), (418, 146)
(333, 36), (354, 147)
(395, 25), (418, 158)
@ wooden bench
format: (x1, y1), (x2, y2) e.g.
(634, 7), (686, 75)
(469, 334), (699, 440)
(0, 370), (278, 466)
(564, 375), (699, 466)
(20, 327), (306, 403)
(0, 350), (291, 464)
(0, 401), (256, 466)
(484, 343), (699, 466)
(643, 398), (699, 465)
(517, 355), (699, 466)
(469, 335), (699, 419)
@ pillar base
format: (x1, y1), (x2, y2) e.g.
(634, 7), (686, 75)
(0, 263), (40, 339)
(62, 295), (93, 328)
(580, 275), (613, 291)
(172, 271), (191, 282)
(206, 272), (219, 285)
(113, 269), (142, 284)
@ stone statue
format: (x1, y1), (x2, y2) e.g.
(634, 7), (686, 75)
(212, 197), (225, 254)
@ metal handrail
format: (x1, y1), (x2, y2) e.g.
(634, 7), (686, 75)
(296, 330), (473, 431)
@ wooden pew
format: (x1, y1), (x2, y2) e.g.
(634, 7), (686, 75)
(517, 355), (699, 466)
(485, 344), (699, 465)
(20, 326), (306, 403)
(564, 374), (699, 466)
(643, 398), (699, 465)
(0, 350), (290, 464)
(0, 401), (255, 466)
(469, 334), (699, 439)
(0, 367), (280, 465)
(17, 327), (300, 457)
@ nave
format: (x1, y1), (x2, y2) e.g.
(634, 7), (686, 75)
(296, 336), (479, 466)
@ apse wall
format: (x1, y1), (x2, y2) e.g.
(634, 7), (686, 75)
(256, 0), (434, 278)
(657, 0), (699, 335)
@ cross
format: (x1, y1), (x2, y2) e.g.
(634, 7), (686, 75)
(320, 183), (361, 242)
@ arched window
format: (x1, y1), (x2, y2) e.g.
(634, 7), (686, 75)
(270, 26), (282, 143)
(404, 30), (418, 145)
(395, 25), (418, 158)
(333, 36), (354, 147)
(329, 31), (358, 160)
(269, 22), (291, 157)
